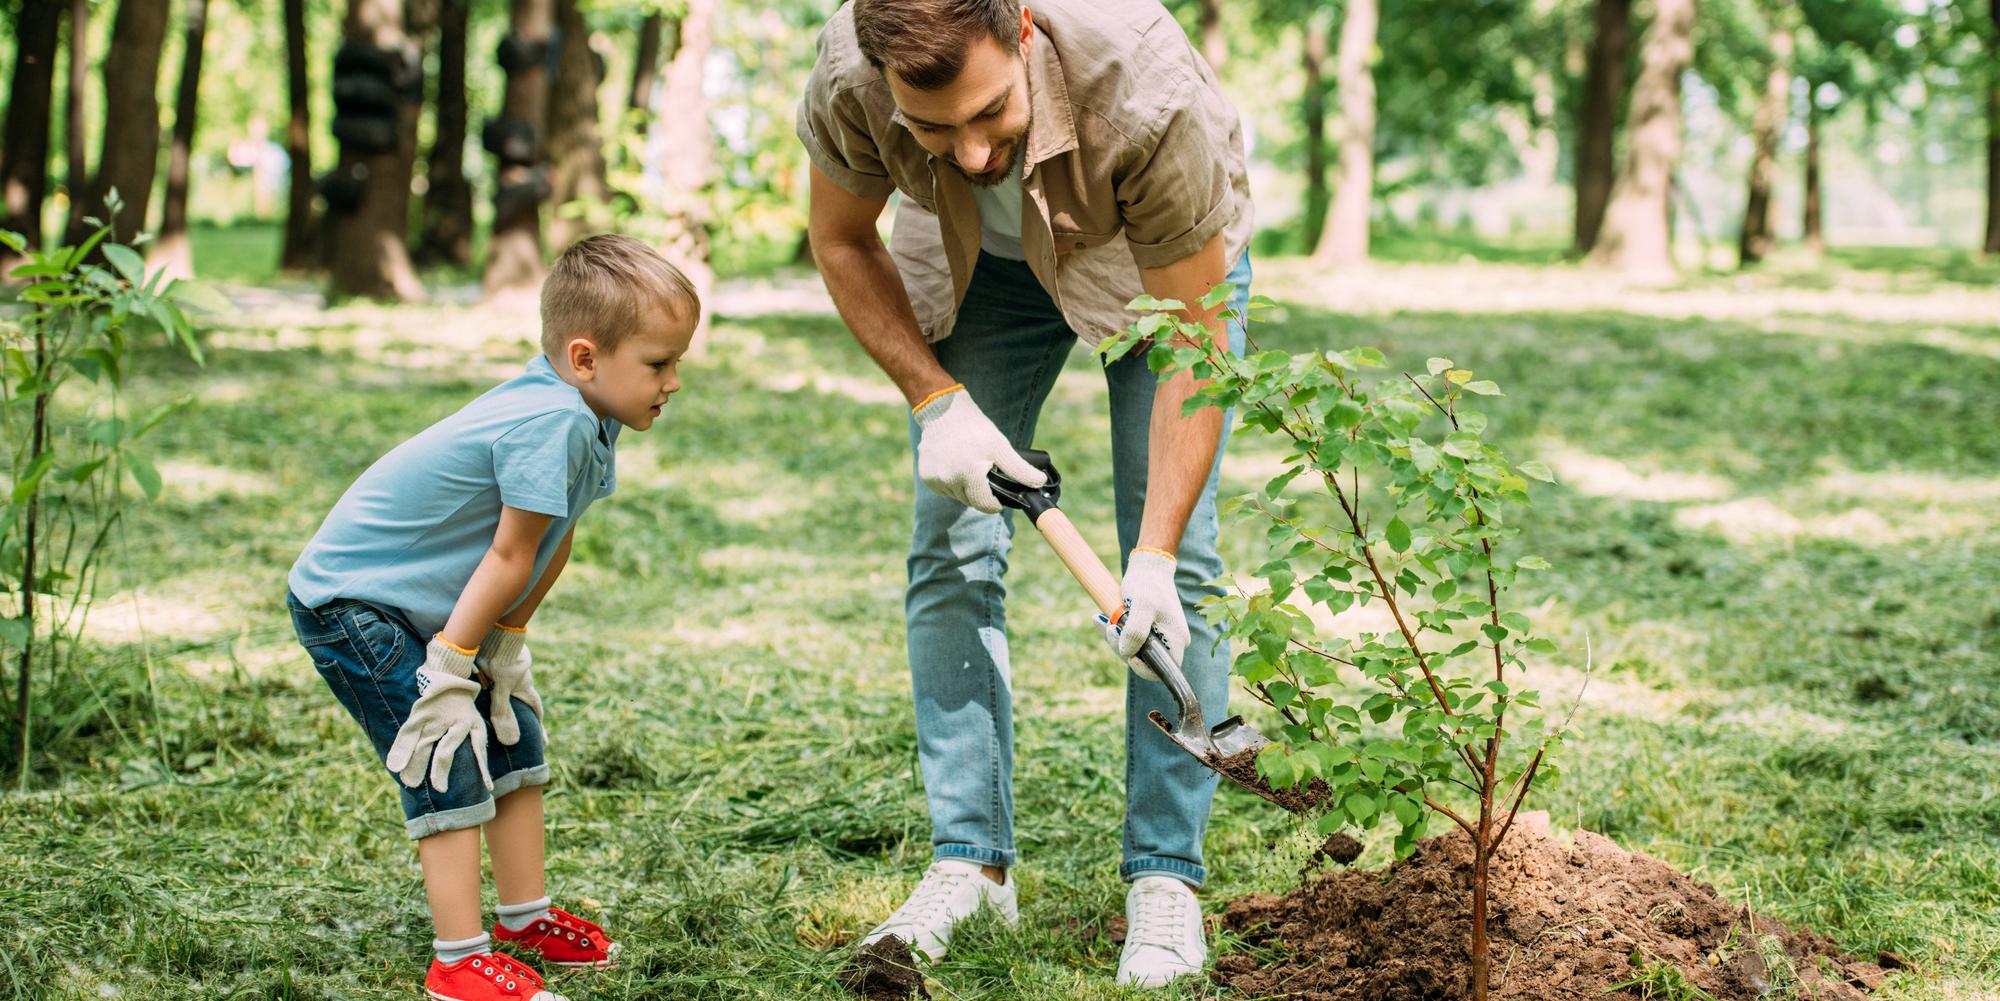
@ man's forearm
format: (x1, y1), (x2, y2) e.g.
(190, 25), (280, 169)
(497, 528), (572, 630)
(1138, 367), (1224, 554)
(812, 237), (956, 407)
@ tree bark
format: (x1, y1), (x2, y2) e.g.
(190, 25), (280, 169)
(1984, 0), (1998, 255)
(1311, 0), (1376, 267)
(482, 0), (555, 301)
(63, 0), (89, 242)
(628, 12), (668, 117)
(1586, 0), (1695, 278)
(282, 0), (319, 271)
(327, 0), (427, 302)
(151, 0), (211, 280)
(1802, 92), (1823, 259)
(68, 0), (171, 249)
(1574, 0), (1630, 255)
(1, 0), (62, 268)
(1198, 0), (1225, 72)
(1737, 6), (1791, 268)
(1300, 15), (1329, 252)
(546, 0), (607, 250)
(415, 0), (472, 265)
(656, 0), (714, 334)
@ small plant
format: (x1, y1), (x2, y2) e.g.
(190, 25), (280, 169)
(1, 201), (207, 787)
(1101, 285), (1581, 1000)
(1607, 954), (1718, 1001)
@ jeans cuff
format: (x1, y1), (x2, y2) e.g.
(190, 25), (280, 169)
(1121, 857), (1205, 888)
(491, 764), (550, 802)
(406, 798), (496, 840)
(934, 843), (1016, 868)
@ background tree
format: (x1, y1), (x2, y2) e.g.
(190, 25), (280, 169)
(1, 0), (63, 272)
(152, 0), (213, 279)
(547, 0), (609, 250)
(1312, 0), (1378, 266)
(67, 0), (171, 251)
(415, 0), (472, 265)
(1588, 0), (1697, 277)
(629, 10), (670, 117)
(1986, 0), (1998, 254)
(282, 0), (319, 271)
(1736, 0), (1792, 266)
(654, 0), (714, 315)
(1574, 0), (1631, 255)
(63, 0), (89, 242)
(326, 0), (427, 301)
(482, 0), (554, 301)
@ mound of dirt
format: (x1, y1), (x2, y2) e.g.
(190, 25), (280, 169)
(1214, 816), (1890, 1001)
(837, 934), (929, 1000)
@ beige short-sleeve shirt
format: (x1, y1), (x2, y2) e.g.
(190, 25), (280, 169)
(796, 0), (1254, 347)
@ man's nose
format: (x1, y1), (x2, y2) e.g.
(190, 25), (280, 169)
(956, 137), (992, 171)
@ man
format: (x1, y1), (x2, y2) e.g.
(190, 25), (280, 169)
(796, 0), (1252, 986)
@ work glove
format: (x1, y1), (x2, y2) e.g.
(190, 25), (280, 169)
(1093, 548), (1187, 682)
(478, 624), (544, 746)
(913, 384), (1046, 514)
(384, 637), (492, 793)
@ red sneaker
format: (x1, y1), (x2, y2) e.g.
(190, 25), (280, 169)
(493, 906), (621, 970)
(424, 952), (565, 1001)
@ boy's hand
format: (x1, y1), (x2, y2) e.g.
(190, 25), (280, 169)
(478, 625), (544, 745)
(385, 637), (492, 793)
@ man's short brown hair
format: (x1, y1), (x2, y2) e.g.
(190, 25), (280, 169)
(851, 0), (1021, 90)
(540, 234), (700, 357)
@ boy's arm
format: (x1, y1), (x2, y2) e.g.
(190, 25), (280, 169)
(497, 525), (573, 629)
(436, 504), (555, 652)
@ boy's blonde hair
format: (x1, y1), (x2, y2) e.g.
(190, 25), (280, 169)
(540, 235), (700, 358)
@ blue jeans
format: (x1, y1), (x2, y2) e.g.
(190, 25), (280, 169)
(287, 591), (549, 839)
(905, 250), (1250, 887)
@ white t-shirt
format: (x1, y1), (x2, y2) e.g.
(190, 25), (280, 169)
(971, 160), (1027, 260)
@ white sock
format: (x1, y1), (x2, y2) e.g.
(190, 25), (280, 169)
(434, 932), (491, 965)
(496, 895), (553, 933)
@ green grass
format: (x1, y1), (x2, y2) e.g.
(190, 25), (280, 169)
(1, 254), (1998, 999)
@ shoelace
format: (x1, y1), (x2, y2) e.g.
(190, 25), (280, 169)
(536, 908), (600, 948)
(886, 865), (978, 927)
(1127, 885), (1194, 952)
(466, 953), (544, 993)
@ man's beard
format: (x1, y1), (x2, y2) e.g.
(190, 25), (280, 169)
(957, 112), (1031, 189)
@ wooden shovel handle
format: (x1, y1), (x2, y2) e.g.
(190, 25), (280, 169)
(1028, 508), (1125, 618)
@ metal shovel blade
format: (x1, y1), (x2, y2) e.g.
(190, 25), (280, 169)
(1135, 634), (1270, 764)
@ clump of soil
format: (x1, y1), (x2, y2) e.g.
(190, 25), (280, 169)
(1208, 744), (1332, 814)
(1214, 816), (1889, 1001)
(1311, 832), (1364, 867)
(837, 935), (929, 1000)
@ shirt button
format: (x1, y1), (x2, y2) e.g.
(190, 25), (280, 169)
(1073, 241), (1085, 249)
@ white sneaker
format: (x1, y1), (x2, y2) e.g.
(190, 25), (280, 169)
(862, 858), (1018, 962)
(1116, 876), (1206, 988)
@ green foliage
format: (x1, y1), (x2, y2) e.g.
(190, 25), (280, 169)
(1101, 287), (1574, 863)
(0, 205), (208, 782)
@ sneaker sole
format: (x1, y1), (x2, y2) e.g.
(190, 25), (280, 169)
(547, 958), (617, 969)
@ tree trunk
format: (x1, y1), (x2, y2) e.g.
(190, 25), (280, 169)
(63, 0), (89, 242)
(67, 0), (171, 249)
(1310, 0), (1376, 267)
(1300, 15), (1329, 252)
(1, 0), (61, 269)
(1573, 0), (1630, 255)
(546, 0), (607, 250)
(415, 0), (472, 265)
(1585, 0), (1695, 278)
(656, 0), (714, 335)
(282, 0), (319, 271)
(152, 0), (211, 280)
(1802, 94), (1823, 259)
(628, 13), (667, 117)
(327, 0), (427, 302)
(1985, 0), (1998, 255)
(1198, 0), (1225, 72)
(482, 0), (555, 301)
(1737, 8), (1790, 268)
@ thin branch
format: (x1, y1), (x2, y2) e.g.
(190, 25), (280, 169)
(1424, 795), (1477, 836)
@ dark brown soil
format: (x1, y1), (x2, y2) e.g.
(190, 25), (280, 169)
(837, 935), (929, 1000)
(1214, 816), (1889, 1001)
(1208, 744), (1332, 813)
(1311, 832), (1364, 867)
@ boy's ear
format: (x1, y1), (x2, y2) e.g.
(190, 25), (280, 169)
(566, 335), (599, 381)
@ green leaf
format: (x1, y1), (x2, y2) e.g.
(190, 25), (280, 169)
(102, 243), (147, 285)
(1516, 555), (1551, 571)
(0, 616), (25, 649)
(1463, 380), (1502, 396)
(1198, 282), (1236, 310)
(1445, 369), (1472, 386)
(1518, 460), (1555, 482)
(1481, 622), (1509, 642)
(1125, 294), (1185, 312)
(12, 452), (53, 504)
(123, 450), (163, 501)
(1426, 357), (1453, 375)
(1525, 637), (1558, 655)
(1384, 517), (1411, 553)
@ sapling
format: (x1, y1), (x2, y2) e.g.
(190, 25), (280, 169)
(1100, 285), (1581, 1001)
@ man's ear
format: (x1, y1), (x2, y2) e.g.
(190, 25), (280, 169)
(567, 336), (599, 381)
(1018, 6), (1033, 53)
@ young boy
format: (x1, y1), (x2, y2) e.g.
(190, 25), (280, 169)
(286, 235), (697, 1001)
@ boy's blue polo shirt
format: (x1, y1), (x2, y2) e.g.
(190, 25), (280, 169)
(288, 355), (620, 636)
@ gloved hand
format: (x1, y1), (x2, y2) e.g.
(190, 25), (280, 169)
(1093, 548), (1187, 681)
(385, 637), (491, 793)
(913, 385), (1046, 513)
(478, 624), (544, 746)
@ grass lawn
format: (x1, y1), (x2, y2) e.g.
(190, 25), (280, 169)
(1, 245), (1997, 999)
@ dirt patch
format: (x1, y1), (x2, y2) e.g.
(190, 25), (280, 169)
(1311, 832), (1364, 867)
(1214, 817), (1887, 1000)
(837, 935), (929, 1000)
(1209, 744), (1332, 813)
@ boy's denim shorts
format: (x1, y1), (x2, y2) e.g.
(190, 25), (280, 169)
(287, 591), (548, 839)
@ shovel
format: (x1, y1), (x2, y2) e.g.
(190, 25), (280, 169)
(986, 449), (1271, 774)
